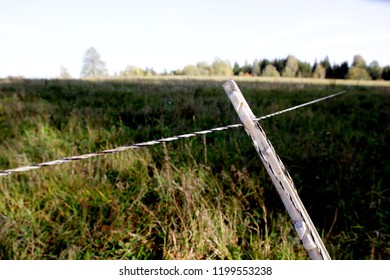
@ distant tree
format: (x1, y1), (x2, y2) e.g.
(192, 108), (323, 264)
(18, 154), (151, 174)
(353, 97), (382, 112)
(59, 66), (72, 79)
(173, 69), (184, 75)
(282, 55), (299, 77)
(298, 61), (312, 78)
(239, 61), (252, 76)
(320, 56), (332, 77)
(382, 66), (390, 80)
(196, 61), (211, 76)
(80, 47), (108, 78)
(261, 64), (280, 77)
(346, 67), (371, 80)
(120, 65), (145, 77)
(320, 56), (331, 70)
(183, 64), (200, 76)
(252, 59), (261, 76)
(352, 54), (367, 68)
(333, 61), (349, 79)
(347, 55), (370, 80)
(260, 59), (270, 72)
(211, 59), (233, 76)
(367, 60), (383, 80)
(233, 62), (241, 75)
(312, 60), (318, 73)
(144, 67), (156, 76)
(312, 64), (326, 79)
(272, 58), (285, 74)
(181, 59), (232, 76)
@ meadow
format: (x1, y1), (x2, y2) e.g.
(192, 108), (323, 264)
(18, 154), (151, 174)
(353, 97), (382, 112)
(0, 77), (389, 259)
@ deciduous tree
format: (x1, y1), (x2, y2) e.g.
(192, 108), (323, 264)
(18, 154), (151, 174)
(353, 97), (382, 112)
(80, 47), (108, 78)
(252, 59), (261, 76)
(347, 55), (370, 80)
(120, 65), (145, 77)
(261, 64), (280, 77)
(183, 64), (200, 76)
(298, 61), (312, 78)
(352, 54), (367, 68)
(282, 55), (299, 77)
(196, 61), (211, 76)
(346, 67), (371, 80)
(59, 66), (71, 79)
(211, 59), (233, 76)
(367, 60), (382, 80)
(312, 64), (326, 79)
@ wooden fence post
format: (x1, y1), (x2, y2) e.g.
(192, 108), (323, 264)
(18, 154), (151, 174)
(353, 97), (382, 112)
(222, 80), (331, 260)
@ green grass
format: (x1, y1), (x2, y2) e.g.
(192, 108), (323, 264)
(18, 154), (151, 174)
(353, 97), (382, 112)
(0, 78), (389, 259)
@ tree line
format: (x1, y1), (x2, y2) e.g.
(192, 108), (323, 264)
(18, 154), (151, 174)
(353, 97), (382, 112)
(60, 47), (390, 81)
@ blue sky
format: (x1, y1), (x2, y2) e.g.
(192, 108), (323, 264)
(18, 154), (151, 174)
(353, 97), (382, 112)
(1, 0), (389, 78)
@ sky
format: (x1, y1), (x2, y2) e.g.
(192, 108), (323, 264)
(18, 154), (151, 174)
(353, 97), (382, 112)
(0, 0), (389, 78)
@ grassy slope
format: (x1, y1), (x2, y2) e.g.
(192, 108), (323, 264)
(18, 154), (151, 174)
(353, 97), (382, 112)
(0, 78), (389, 259)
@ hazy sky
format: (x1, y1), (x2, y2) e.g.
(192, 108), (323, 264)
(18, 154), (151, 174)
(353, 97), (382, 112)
(1, 0), (389, 78)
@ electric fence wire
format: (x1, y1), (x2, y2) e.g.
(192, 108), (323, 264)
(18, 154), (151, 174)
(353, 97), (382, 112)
(0, 84), (353, 177)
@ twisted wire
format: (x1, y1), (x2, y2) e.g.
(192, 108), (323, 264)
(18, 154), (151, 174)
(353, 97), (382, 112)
(0, 86), (350, 177)
(254, 86), (351, 121)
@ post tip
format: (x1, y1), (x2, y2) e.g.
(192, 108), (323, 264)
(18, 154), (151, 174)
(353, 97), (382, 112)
(222, 80), (238, 93)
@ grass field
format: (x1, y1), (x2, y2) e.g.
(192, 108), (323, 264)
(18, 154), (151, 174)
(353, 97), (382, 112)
(0, 77), (389, 259)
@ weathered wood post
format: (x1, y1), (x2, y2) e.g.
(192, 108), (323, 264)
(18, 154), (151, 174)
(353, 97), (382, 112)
(223, 80), (331, 260)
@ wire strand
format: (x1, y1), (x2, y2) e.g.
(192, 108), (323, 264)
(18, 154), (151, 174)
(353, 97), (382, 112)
(0, 85), (351, 177)
(255, 87), (351, 121)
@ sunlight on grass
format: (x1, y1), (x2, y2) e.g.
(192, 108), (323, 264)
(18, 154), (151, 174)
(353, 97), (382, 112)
(0, 78), (388, 259)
